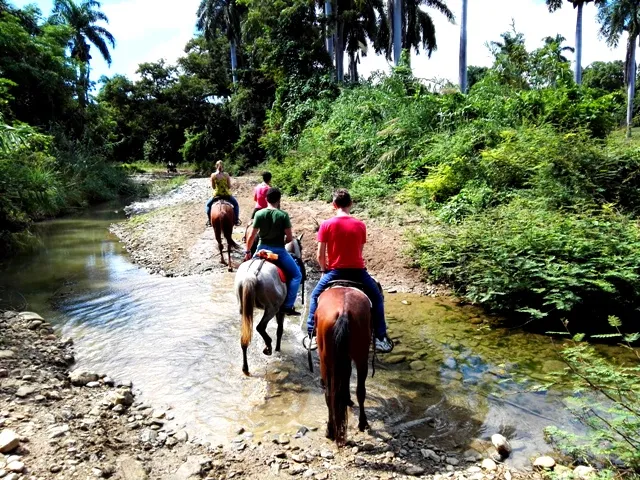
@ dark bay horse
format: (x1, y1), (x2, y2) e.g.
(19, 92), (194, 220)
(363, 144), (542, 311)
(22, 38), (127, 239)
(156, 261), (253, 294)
(234, 237), (303, 375)
(316, 286), (372, 446)
(210, 200), (239, 271)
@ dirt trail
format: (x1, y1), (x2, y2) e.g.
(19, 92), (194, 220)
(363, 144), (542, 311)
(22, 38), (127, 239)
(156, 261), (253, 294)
(111, 176), (438, 295)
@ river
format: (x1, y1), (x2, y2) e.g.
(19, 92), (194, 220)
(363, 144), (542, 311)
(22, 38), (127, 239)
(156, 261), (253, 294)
(0, 202), (606, 468)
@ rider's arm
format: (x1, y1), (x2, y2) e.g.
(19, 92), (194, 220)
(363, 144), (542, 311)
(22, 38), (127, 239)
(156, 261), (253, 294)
(284, 228), (293, 244)
(245, 227), (259, 253)
(317, 242), (327, 272)
(226, 173), (232, 190)
(210, 174), (216, 190)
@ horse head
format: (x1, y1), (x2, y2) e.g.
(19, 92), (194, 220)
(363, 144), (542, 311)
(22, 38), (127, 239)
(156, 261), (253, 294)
(286, 234), (303, 260)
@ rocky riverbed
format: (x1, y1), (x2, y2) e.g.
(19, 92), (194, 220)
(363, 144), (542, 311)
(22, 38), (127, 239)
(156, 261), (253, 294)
(0, 310), (545, 480)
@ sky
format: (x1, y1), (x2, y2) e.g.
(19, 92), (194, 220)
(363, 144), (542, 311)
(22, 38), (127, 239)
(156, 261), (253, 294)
(13, 0), (627, 85)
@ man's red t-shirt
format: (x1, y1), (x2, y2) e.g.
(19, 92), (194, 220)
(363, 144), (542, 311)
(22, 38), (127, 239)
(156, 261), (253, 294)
(317, 215), (366, 270)
(254, 183), (270, 209)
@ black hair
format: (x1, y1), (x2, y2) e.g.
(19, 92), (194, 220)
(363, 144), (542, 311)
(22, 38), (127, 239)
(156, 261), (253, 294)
(266, 187), (282, 204)
(262, 171), (272, 183)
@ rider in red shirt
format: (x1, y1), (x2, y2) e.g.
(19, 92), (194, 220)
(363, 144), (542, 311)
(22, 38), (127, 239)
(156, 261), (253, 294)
(252, 171), (271, 219)
(306, 188), (393, 353)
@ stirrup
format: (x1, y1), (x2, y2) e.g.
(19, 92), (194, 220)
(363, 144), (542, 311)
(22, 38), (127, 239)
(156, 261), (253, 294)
(302, 335), (317, 351)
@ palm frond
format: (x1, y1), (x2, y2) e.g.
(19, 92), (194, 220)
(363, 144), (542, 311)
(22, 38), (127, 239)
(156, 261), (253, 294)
(84, 27), (112, 64)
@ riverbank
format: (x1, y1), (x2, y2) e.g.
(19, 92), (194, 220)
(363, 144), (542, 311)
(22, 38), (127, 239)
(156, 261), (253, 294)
(110, 177), (440, 295)
(1, 309), (537, 480)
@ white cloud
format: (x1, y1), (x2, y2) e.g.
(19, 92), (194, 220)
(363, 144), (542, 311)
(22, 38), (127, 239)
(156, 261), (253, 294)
(359, 0), (626, 82)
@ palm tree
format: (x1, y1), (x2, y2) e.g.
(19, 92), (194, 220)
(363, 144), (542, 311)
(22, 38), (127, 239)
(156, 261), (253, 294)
(50, 0), (115, 108)
(598, 0), (640, 137)
(341, 0), (387, 82)
(546, 0), (604, 85)
(459, 0), (468, 92)
(197, 0), (244, 84)
(543, 34), (575, 63)
(387, 0), (454, 65)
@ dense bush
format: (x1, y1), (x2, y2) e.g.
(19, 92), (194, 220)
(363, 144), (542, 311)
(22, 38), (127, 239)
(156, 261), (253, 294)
(412, 198), (640, 326)
(0, 119), (138, 256)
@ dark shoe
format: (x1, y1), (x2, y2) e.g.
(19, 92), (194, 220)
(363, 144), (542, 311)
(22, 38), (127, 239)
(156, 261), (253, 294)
(235, 219), (242, 226)
(205, 221), (211, 227)
(279, 306), (301, 316)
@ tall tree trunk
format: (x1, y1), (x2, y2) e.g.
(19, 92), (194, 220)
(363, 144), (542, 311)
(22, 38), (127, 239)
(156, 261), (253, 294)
(627, 37), (637, 139)
(349, 52), (358, 82)
(78, 62), (87, 110)
(230, 40), (238, 85)
(336, 22), (344, 81)
(393, 0), (402, 65)
(325, 0), (334, 62)
(458, 0), (468, 92)
(574, 2), (583, 84)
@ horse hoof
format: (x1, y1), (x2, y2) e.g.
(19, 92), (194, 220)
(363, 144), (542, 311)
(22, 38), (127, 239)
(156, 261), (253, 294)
(263, 347), (272, 356)
(347, 399), (355, 407)
(358, 422), (370, 432)
(325, 428), (334, 440)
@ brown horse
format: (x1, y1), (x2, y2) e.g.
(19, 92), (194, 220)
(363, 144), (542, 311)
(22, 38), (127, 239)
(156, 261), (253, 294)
(210, 200), (239, 271)
(316, 287), (372, 446)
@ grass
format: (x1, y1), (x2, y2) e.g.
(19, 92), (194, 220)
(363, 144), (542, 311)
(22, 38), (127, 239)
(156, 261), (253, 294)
(122, 161), (196, 174)
(149, 175), (188, 196)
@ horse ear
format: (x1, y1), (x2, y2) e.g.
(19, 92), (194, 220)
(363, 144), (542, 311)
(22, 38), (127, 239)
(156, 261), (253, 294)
(298, 233), (304, 242)
(312, 218), (320, 232)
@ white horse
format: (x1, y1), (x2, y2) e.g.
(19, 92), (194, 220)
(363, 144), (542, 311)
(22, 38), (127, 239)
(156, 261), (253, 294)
(235, 236), (305, 375)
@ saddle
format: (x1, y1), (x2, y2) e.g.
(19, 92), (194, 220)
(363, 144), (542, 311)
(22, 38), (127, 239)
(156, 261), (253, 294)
(250, 250), (287, 283)
(212, 196), (232, 207)
(326, 280), (373, 307)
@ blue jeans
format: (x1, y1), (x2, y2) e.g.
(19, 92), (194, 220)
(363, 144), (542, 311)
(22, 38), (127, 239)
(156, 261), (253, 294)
(259, 244), (302, 309)
(307, 269), (386, 339)
(206, 196), (239, 223)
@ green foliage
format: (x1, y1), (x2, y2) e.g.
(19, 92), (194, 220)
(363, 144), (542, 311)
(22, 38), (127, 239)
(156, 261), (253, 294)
(545, 319), (640, 473)
(149, 175), (188, 196)
(412, 198), (640, 324)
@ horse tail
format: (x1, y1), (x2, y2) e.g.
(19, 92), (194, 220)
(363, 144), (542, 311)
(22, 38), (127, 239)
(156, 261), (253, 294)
(241, 276), (256, 347)
(329, 311), (351, 446)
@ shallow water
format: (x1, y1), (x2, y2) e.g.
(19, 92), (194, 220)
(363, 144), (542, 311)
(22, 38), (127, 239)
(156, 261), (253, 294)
(0, 203), (625, 468)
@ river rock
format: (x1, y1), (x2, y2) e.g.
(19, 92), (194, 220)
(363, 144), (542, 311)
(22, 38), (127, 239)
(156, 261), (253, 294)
(446, 457), (460, 466)
(69, 370), (99, 386)
(409, 360), (426, 371)
(7, 461), (24, 473)
(19, 311), (43, 322)
(533, 456), (556, 469)
(107, 390), (134, 407)
(4, 473), (19, 480)
(117, 456), (148, 480)
(421, 448), (440, 462)
(140, 429), (158, 444)
(0, 351), (15, 360)
(481, 459), (497, 471)
(172, 456), (204, 480)
(174, 430), (188, 443)
(385, 355), (407, 364)
(574, 466), (596, 479)
(491, 434), (512, 457)
(15, 385), (37, 398)
(0, 431), (20, 453)
(443, 357), (457, 369)
(405, 466), (425, 476)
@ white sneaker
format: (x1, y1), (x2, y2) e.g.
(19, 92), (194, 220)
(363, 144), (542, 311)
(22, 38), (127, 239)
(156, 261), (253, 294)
(375, 336), (394, 353)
